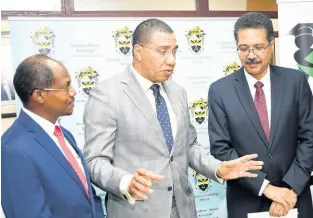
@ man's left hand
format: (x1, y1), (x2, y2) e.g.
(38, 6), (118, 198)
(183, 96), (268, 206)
(269, 201), (289, 217)
(216, 154), (264, 180)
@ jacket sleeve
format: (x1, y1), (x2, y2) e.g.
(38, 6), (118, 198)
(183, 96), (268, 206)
(1, 146), (52, 218)
(282, 73), (313, 194)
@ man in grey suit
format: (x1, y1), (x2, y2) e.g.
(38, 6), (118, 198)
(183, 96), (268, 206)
(209, 13), (313, 218)
(83, 19), (263, 218)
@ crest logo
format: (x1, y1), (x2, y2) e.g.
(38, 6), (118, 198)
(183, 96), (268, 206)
(185, 26), (206, 54)
(112, 27), (133, 56)
(189, 98), (208, 125)
(223, 62), (241, 76)
(31, 27), (56, 56)
(193, 170), (211, 192)
(75, 67), (100, 95)
(289, 23), (313, 77)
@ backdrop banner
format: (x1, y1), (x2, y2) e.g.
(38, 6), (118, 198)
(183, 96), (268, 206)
(9, 17), (241, 218)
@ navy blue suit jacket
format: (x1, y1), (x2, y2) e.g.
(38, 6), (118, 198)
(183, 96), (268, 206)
(1, 110), (104, 218)
(209, 65), (313, 218)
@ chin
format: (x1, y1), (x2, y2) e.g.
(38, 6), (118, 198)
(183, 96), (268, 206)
(65, 111), (73, 116)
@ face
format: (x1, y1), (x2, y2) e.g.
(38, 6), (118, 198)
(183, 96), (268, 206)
(135, 31), (177, 83)
(237, 28), (274, 79)
(41, 61), (76, 119)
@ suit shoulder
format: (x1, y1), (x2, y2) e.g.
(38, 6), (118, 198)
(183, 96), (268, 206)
(2, 122), (32, 152)
(271, 65), (306, 79)
(210, 73), (235, 90)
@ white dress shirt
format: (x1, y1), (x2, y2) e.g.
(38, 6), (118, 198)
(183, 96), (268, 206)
(244, 66), (271, 196)
(22, 108), (86, 177)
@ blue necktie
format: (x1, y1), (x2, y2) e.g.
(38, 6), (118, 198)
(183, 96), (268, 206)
(150, 84), (174, 152)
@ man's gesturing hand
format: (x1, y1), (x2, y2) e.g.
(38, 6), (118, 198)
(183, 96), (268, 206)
(216, 154), (264, 180)
(128, 168), (164, 200)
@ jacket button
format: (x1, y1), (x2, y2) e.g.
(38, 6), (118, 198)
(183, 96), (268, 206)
(268, 154), (273, 159)
(170, 156), (174, 162)
(168, 187), (172, 191)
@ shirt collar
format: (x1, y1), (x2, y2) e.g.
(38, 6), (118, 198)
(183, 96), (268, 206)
(130, 64), (163, 93)
(244, 65), (271, 89)
(22, 108), (57, 136)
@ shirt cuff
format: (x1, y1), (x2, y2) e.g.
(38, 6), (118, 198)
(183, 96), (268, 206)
(119, 174), (136, 205)
(215, 163), (225, 184)
(258, 179), (270, 196)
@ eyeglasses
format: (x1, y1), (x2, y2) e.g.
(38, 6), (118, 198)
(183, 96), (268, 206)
(139, 44), (178, 59)
(237, 41), (272, 56)
(31, 85), (74, 95)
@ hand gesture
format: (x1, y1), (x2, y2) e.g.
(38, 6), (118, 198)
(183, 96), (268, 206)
(128, 168), (164, 200)
(216, 154), (264, 180)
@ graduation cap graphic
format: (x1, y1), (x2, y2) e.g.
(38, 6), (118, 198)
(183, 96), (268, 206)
(288, 23), (313, 76)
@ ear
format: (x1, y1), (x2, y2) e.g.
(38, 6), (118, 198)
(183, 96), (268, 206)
(133, 44), (142, 62)
(32, 90), (45, 104)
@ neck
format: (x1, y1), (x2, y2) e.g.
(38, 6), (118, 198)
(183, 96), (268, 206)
(25, 105), (58, 124)
(251, 66), (269, 80)
(132, 62), (155, 83)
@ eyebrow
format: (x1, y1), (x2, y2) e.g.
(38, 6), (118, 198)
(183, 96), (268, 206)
(238, 43), (266, 47)
(157, 45), (179, 50)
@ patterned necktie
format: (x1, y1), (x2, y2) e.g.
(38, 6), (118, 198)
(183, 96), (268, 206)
(254, 81), (270, 141)
(54, 126), (90, 198)
(150, 84), (174, 152)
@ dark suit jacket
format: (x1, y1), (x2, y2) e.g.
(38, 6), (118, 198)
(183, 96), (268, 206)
(1, 110), (104, 218)
(209, 65), (313, 218)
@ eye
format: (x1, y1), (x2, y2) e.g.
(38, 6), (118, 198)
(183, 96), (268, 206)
(159, 50), (167, 55)
(239, 47), (249, 52)
(255, 46), (265, 51)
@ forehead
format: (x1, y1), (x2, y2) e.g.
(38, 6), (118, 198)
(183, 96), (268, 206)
(47, 61), (70, 85)
(237, 28), (268, 45)
(148, 31), (176, 47)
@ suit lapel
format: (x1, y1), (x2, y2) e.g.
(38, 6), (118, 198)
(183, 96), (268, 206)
(62, 129), (92, 200)
(163, 81), (180, 155)
(269, 66), (283, 147)
(122, 67), (168, 151)
(234, 68), (269, 148)
(19, 111), (89, 200)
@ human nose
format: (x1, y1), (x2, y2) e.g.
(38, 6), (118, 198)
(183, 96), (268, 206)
(68, 86), (77, 96)
(165, 51), (176, 65)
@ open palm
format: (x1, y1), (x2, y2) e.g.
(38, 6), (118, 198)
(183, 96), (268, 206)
(217, 154), (264, 180)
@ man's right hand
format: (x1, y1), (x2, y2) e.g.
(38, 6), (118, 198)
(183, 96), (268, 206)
(263, 184), (297, 212)
(128, 168), (164, 200)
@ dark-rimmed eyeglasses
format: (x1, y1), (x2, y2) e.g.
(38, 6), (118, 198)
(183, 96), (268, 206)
(237, 41), (272, 56)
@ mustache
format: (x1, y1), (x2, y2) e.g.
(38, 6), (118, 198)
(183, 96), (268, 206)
(246, 58), (261, 64)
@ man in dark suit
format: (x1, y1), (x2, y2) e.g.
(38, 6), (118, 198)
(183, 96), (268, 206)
(1, 55), (104, 218)
(209, 12), (313, 218)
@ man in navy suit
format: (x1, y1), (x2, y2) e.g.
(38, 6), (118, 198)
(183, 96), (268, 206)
(209, 13), (313, 218)
(1, 55), (104, 218)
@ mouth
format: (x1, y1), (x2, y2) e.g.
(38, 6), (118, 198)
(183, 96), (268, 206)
(246, 62), (261, 68)
(163, 69), (174, 75)
(69, 99), (75, 106)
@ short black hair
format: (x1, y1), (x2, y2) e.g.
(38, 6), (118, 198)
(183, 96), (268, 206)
(132, 18), (174, 47)
(13, 54), (60, 105)
(234, 12), (274, 43)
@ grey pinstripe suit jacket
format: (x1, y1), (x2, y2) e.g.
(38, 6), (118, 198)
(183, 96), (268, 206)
(83, 66), (221, 218)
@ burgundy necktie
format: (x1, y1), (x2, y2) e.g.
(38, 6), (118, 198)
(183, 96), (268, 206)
(254, 81), (270, 141)
(54, 126), (90, 198)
